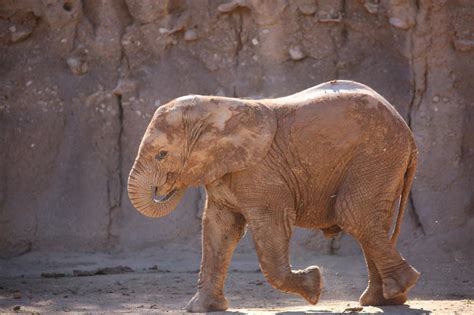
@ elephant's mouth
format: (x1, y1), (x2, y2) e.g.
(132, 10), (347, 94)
(153, 187), (177, 203)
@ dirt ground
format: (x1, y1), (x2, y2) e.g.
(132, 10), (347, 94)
(1, 244), (472, 314)
(1, 2), (473, 313)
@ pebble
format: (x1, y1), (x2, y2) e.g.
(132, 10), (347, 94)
(252, 38), (259, 46)
(67, 56), (88, 75)
(289, 46), (305, 61)
(10, 29), (32, 43)
(13, 305), (20, 311)
(389, 17), (410, 30)
(363, 2), (379, 14)
(433, 96), (440, 103)
(297, 1), (317, 15)
(184, 29), (198, 41)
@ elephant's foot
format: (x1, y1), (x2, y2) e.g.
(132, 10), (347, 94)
(186, 291), (229, 313)
(295, 266), (323, 305)
(359, 281), (407, 306)
(382, 264), (420, 300)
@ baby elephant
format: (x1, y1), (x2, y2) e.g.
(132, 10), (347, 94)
(128, 80), (420, 312)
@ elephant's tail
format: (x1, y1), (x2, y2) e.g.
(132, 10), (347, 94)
(391, 148), (418, 245)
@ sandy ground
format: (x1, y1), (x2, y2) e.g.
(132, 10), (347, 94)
(0, 245), (472, 314)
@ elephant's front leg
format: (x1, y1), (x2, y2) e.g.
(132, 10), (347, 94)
(186, 201), (246, 313)
(247, 209), (323, 304)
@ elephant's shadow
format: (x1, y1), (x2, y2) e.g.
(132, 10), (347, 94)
(217, 304), (431, 315)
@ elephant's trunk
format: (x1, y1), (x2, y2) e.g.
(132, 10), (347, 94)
(127, 160), (185, 218)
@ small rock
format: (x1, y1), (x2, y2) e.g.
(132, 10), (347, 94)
(344, 306), (363, 312)
(11, 29), (33, 43)
(318, 11), (342, 23)
(67, 55), (88, 75)
(184, 29), (198, 41)
(363, 1), (379, 14)
(154, 100), (161, 107)
(13, 292), (21, 299)
(433, 96), (440, 103)
(73, 265), (134, 277)
(159, 28), (169, 34)
(66, 45), (89, 76)
(9, 25), (16, 33)
(288, 46), (305, 61)
(297, 0), (317, 15)
(251, 38), (259, 45)
(218, 0), (250, 13)
(389, 17), (410, 30)
(26, 80), (33, 87)
(13, 305), (20, 311)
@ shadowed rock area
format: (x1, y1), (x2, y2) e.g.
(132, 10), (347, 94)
(0, 0), (473, 265)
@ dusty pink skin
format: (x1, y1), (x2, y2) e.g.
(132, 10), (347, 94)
(127, 80), (420, 312)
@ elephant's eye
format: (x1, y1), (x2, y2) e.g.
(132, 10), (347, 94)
(155, 151), (168, 161)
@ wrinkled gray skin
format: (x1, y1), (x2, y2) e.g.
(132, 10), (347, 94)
(128, 80), (420, 312)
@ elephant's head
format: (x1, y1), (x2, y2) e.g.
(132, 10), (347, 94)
(127, 95), (277, 218)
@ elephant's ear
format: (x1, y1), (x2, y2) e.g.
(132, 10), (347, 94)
(181, 97), (277, 186)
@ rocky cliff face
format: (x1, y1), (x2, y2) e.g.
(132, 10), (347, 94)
(0, 0), (473, 259)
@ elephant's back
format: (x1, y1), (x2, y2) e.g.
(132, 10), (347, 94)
(274, 79), (414, 176)
(270, 80), (409, 140)
(274, 80), (378, 103)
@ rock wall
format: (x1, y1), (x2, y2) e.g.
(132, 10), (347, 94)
(1, 0), (473, 259)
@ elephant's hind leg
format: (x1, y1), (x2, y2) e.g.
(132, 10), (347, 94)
(359, 197), (409, 305)
(359, 254), (408, 306)
(358, 235), (419, 301)
(336, 154), (419, 304)
(247, 209), (322, 304)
